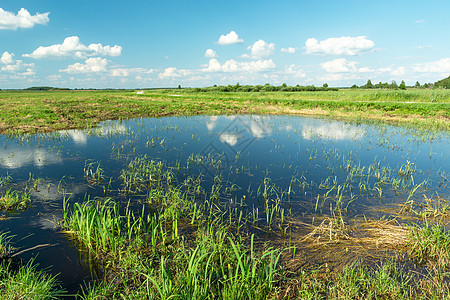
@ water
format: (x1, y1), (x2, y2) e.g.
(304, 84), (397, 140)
(0, 115), (449, 294)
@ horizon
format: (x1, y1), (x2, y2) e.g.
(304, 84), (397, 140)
(1, 1), (449, 89)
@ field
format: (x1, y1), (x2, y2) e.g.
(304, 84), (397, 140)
(0, 88), (449, 135)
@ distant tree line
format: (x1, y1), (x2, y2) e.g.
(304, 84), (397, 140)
(25, 86), (70, 91)
(187, 83), (338, 93)
(352, 77), (450, 90)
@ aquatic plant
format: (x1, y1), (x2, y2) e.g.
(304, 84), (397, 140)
(0, 189), (30, 211)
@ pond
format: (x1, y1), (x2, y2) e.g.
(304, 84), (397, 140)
(0, 115), (449, 295)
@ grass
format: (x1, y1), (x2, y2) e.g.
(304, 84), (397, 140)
(0, 189), (31, 211)
(0, 260), (64, 300)
(0, 233), (65, 299)
(0, 88), (449, 135)
(407, 222), (450, 270)
(60, 157), (293, 298)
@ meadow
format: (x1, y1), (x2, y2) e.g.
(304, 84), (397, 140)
(0, 88), (449, 135)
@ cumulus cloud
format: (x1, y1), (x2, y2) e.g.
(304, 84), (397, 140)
(413, 58), (450, 73)
(158, 67), (192, 79)
(286, 64), (306, 78)
(110, 68), (129, 77)
(0, 8), (49, 30)
(205, 58), (276, 73)
(60, 57), (108, 74)
(224, 59), (275, 72)
(1, 51), (14, 64)
(217, 31), (244, 45)
(248, 40), (275, 59)
(1, 51), (35, 75)
(281, 47), (296, 54)
(24, 36), (122, 59)
(205, 49), (217, 58)
(305, 36), (375, 56)
(321, 58), (358, 73)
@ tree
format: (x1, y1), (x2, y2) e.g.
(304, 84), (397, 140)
(365, 80), (373, 89)
(399, 80), (406, 90)
(415, 81), (420, 88)
(350, 84), (358, 89)
(178, 85), (181, 89)
(434, 76), (450, 89)
(322, 83), (328, 88)
(390, 80), (398, 89)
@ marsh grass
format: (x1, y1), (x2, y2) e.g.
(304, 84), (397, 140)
(0, 232), (13, 259)
(0, 233), (64, 299)
(0, 259), (64, 299)
(0, 189), (31, 211)
(63, 161), (292, 298)
(407, 222), (450, 270)
(285, 260), (413, 299)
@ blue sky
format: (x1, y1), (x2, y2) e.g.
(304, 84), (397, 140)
(1, 0), (449, 89)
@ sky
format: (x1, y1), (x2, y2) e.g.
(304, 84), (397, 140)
(1, 0), (449, 89)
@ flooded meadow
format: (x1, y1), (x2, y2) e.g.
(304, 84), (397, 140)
(1, 115), (449, 298)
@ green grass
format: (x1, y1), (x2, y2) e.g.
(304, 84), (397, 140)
(0, 260), (64, 300)
(0, 189), (31, 211)
(407, 222), (450, 270)
(0, 233), (65, 299)
(0, 88), (449, 134)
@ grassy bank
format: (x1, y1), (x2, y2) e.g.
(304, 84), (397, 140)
(0, 88), (449, 134)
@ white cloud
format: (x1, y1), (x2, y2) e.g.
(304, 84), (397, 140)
(24, 36), (122, 59)
(391, 67), (405, 76)
(205, 58), (222, 72)
(205, 49), (217, 58)
(204, 58), (275, 73)
(0, 51), (35, 75)
(0, 8), (49, 30)
(281, 47), (296, 54)
(1, 52), (14, 64)
(60, 57), (109, 74)
(217, 31), (244, 45)
(110, 68), (129, 77)
(413, 58), (450, 73)
(286, 64), (306, 78)
(248, 40), (275, 59)
(357, 67), (374, 73)
(321, 58), (358, 73)
(305, 36), (375, 56)
(318, 73), (362, 82)
(158, 67), (192, 79)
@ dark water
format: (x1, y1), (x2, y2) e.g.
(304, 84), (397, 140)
(0, 115), (449, 295)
